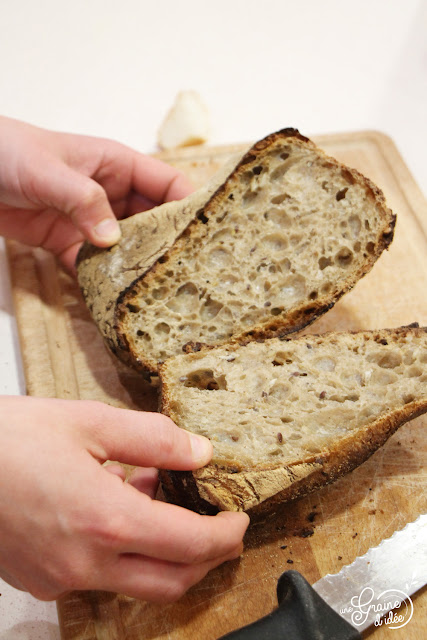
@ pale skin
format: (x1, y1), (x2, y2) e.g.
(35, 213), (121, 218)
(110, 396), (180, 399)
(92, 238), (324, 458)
(0, 117), (249, 602)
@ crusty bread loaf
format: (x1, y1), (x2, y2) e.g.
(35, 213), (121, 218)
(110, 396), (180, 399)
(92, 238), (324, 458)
(77, 129), (395, 376)
(159, 326), (427, 515)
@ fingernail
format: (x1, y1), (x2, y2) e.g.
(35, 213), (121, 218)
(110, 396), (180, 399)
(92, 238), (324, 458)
(190, 434), (213, 465)
(94, 218), (121, 243)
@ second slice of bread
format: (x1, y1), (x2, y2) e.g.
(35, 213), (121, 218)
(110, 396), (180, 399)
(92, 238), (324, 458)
(159, 326), (427, 515)
(77, 129), (396, 375)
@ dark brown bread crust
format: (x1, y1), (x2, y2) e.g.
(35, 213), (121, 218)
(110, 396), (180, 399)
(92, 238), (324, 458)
(111, 129), (395, 374)
(159, 326), (427, 517)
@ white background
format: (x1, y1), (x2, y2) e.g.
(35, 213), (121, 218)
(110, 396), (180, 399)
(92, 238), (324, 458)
(0, 1), (426, 637)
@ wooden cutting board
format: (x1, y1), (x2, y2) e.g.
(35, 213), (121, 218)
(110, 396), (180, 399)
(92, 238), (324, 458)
(7, 131), (427, 639)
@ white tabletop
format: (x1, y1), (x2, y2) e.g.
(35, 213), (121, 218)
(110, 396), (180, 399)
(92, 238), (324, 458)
(0, 0), (426, 637)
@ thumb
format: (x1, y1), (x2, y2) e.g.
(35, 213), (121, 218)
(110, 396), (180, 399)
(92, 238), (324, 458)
(39, 159), (121, 246)
(77, 402), (213, 470)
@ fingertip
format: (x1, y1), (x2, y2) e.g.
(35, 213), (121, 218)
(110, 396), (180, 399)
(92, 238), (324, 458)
(92, 218), (122, 245)
(217, 509), (250, 531)
(189, 434), (213, 467)
(167, 173), (194, 201)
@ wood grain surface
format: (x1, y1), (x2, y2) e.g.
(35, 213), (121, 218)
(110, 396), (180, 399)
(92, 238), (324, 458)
(7, 131), (427, 639)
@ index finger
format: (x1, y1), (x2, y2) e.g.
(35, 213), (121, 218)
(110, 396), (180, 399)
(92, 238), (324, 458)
(130, 152), (194, 204)
(112, 485), (250, 565)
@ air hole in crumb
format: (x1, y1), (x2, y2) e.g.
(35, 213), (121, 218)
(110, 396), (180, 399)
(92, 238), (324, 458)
(280, 258), (291, 271)
(366, 241), (376, 254)
(403, 393), (415, 404)
(407, 366), (423, 377)
(271, 193), (289, 205)
(152, 286), (168, 300)
(242, 190), (258, 208)
(349, 215), (361, 237)
(211, 228), (234, 243)
(252, 165), (263, 175)
(368, 351), (402, 369)
(136, 330), (151, 342)
(309, 291), (318, 300)
(269, 383), (291, 400)
(271, 307), (283, 316)
(280, 152), (290, 160)
(207, 247), (233, 268)
(271, 162), (291, 180)
(279, 274), (306, 300)
(200, 298), (223, 321)
(219, 272), (239, 288)
(335, 248), (353, 267)
(319, 256), (333, 270)
(167, 282), (199, 313)
(264, 208), (292, 228)
(154, 322), (170, 335)
(290, 234), (302, 246)
(126, 303), (140, 313)
(314, 357), (336, 372)
(197, 210), (209, 223)
(262, 233), (288, 252)
(336, 187), (348, 201)
(182, 369), (227, 391)
(272, 352), (293, 365)
(321, 282), (332, 294)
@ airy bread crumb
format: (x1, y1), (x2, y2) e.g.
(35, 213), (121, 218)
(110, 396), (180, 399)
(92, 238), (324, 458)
(159, 327), (427, 514)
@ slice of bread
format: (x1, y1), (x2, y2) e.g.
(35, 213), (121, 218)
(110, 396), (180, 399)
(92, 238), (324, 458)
(77, 129), (395, 375)
(159, 326), (427, 516)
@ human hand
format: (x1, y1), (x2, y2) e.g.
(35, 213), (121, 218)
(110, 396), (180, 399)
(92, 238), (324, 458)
(0, 396), (249, 602)
(0, 116), (193, 272)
